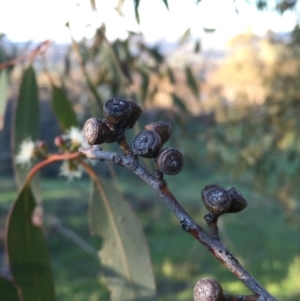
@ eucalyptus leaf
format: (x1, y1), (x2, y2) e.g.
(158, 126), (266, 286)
(13, 66), (38, 151)
(5, 184), (55, 301)
(90, 0), (97, 10)
(0, 69), (8, 129)
(51, 85), (78, 130)
(13, 66), (40, 199)
(203, 27), (216, 33)
(185, 66), (199, 98)
(89, 179), (156, 301)
(162, 0), (169, 10)
(0, 277), (21, 301)
(115, 0), (126, 15)
(179, 28), (191, 45)
(141, 72), (149, 101)
(167, 67), (175, 84)
(172, 93), (188, 113)
(194, 39), (201, 53)
(134, 0), (140, 24)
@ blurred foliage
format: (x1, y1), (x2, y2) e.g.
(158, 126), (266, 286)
(199, 27), (300, 225)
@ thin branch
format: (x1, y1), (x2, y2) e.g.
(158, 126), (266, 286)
(79, 145), (278, 301)
(25, 152), (82, 184)
(47, 216), (99, 260)
(0, 40), (53, 71)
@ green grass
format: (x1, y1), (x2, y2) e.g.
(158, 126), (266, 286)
(0, 168), (299, 301)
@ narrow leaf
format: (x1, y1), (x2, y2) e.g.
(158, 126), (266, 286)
(115, 0), (126, 15)
(0, 69), (8, 129)
(167, 67), (175, 84)
(13, 66), (38, 150)
(13, 66), (40, 195)
(185, 66), (199, 98)
(0, 278), (21, 301)
(162, 0), (169, 10)
(5, 184), (55, 301)
(89, 179), (156, 301)
(194, 39), (201, 53)
(179, 28), (191, 45)
(51, 85), (78, 130)
(172, 93), (188, 113)
(134, 0), (140, 24)
(90, 0), (97, 10)
(141, 72), (149, 101)
(203, 27), (216, 33)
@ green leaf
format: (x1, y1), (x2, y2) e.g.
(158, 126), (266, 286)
(141, 72), (149, 101)
(89, 179), (156, 301)
(179, 28), (191, 45)
(194, 39), (201, 53)
(172, 93), (188, 113)
(13, 66), (40, 194)
(13, 66), (38, 150)
(162, 0), (169, 10)
(167, 67), (175, 84)
(203, 27), (216, 33)
(5, 184), (55, 301)
(185, 66), (199, 98)
(51, 85), (78, 130)
(134, 0), (140, 24)
(0, 278), (21, 301)
(0, 69), (8, 130)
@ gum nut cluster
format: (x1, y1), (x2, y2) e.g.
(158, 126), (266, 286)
(83, 98), (142, 145)
(132, 121), (184, 175)
(193, 278), (224, 301)
(201, 185), (247, 216)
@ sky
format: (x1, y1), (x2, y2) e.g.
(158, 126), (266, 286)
(0, 0), (298, 49)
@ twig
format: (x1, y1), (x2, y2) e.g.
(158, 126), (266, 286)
(79, 145), (278, 301)
(0, 40), (53, 70)
(47, 216), (99, 260)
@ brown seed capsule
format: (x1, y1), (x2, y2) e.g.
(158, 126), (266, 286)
(227, 187), (247, 213)
(193, 278), (223, 301)
(124, 101), (142, 129)
(156, 147), (184, 175)
(103, 98), (132, 129)
(145, 121), (171, 146)
(201, 185), (231, 216)
(83, 118), (114, 145)
(132, 130), (161, 158)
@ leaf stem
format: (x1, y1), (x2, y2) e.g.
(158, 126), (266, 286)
(25, 152), (82, 184)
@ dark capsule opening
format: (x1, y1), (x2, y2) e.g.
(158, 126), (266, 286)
(132, 130), (161, 158)
(226, 187), (247, 213)
(201, 185), (231, 216)
(103, 98), (132, 128)
(156, 147), (184, 175)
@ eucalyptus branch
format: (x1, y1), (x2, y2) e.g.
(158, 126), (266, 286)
(0, 39), (52, 70)
(79, 98), (278, 300)
(80, 145), (277, 301)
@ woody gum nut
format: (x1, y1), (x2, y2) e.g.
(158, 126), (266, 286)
(83, 118), (112, 145)
(145, 121), (171, 145)
(193, 278), (223, 301)
(103, 98), (132, 129)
